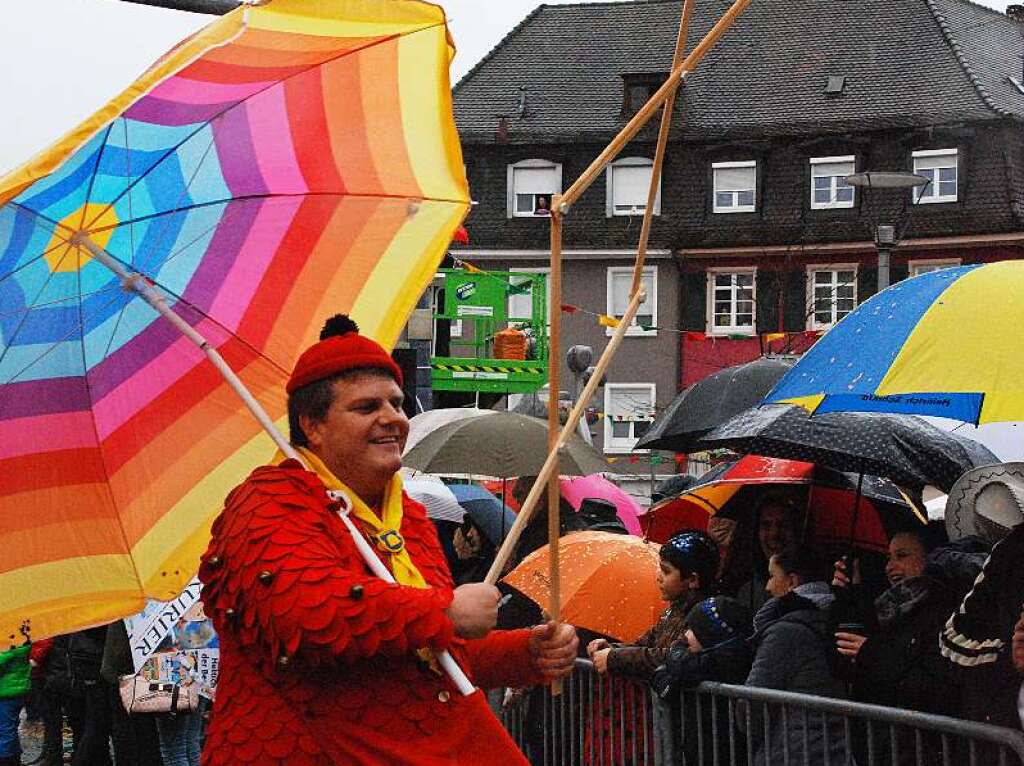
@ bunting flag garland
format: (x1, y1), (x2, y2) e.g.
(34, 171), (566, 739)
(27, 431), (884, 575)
(560, 304), (824, 346)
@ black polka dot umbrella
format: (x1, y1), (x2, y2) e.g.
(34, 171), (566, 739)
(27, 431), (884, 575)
(696, 404), (998, 493)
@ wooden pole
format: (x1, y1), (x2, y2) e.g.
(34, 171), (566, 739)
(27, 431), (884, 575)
(485, 285), (647, 585)
(547, 198), (564, 694)
(559, 0), (752, 212)
(632, 0), (695, 295)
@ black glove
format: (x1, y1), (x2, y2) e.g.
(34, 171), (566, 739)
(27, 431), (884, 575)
(650, 643), (689, 700)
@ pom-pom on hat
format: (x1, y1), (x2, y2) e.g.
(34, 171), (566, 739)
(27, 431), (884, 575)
(286, 314), (403, 394)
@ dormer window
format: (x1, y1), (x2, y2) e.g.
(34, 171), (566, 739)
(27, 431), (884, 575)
(621, 72), (667, 114)
(506, 159), (562, 218)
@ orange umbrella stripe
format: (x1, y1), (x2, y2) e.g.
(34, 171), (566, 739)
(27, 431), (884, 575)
(0, 516), (130, 577)
(108, 383), (276, 545)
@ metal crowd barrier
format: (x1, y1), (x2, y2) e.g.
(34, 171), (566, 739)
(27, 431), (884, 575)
(498, 659), (1024, 766)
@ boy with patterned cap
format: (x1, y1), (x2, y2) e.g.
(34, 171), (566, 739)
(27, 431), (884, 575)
(588, 530), (719, 680)
(199, 315), (578, 766)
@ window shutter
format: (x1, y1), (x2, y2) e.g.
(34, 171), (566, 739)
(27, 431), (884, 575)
(613, 164), (651, 207)
(610, 271), (631, 316)
(514, 166), (557, 194)
(914, 152), (956, 172)
(715, 166), (755, 191)
(813, 160), (854, 178)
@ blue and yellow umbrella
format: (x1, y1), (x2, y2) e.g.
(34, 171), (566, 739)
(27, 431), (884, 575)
(767, 261), (1024, 425)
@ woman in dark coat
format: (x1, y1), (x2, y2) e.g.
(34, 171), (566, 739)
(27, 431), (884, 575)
(832, 523), (978, 766)
(743, 547), (849, 766)
(832, 525), (964, 719)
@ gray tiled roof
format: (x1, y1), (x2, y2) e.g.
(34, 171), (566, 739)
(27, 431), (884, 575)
(453, 0), (1024, 143)
(927, 0), (1024, 117)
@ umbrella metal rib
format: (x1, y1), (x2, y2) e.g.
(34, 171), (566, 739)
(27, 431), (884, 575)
(74, 232), (477, 696)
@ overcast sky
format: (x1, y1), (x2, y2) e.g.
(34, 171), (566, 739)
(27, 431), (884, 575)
(0, 0), (1013, 174)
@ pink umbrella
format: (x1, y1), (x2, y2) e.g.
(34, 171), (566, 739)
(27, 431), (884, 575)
(560, 474), (643, 536)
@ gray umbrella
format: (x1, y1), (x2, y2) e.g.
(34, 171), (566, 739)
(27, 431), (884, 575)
(403, 412), (614, 478)
(696, 404), (998, 493)
(637, 358), (793, 453)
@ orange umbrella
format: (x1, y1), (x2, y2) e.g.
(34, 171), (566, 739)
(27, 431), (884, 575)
(502, 531), (664, 642)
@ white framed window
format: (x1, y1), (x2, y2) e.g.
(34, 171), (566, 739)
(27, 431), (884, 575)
(913, 149), (958, 204)
(604, 383), (656, 454)
(810, 155), (855, 209)
(712, 161), (756, 213)
(806, 265), (857, 330)
(606, 157), (661, 217)
(606, 266), (657, 336)
(507, 267), (551, 336)
(507, 159), (561, 218)
(706, 268), (756, 335)
(908, 258), (961, 277)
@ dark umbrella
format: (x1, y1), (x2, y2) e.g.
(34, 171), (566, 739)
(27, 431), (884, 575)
(449, 484), (517, 547)
(403, 412), (616, 478)
(637, 358), (793, 452)
(696, 404), (998, 493)
(643, 455), (923, 552)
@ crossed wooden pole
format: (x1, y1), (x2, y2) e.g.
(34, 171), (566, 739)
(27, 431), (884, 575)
(484, 0), (754, 692)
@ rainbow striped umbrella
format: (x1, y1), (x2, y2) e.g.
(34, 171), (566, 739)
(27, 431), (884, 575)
(766, 261), (1024, 425)
(0, 0), (468, 642)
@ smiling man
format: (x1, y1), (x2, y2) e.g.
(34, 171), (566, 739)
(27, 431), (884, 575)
(198, 315), (577, 766)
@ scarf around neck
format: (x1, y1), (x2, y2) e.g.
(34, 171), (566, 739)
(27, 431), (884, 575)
(276, 446), (428, 589)
(875, 575), (933, 630)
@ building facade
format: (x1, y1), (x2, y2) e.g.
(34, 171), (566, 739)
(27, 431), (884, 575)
(451, 0), (1024, 453)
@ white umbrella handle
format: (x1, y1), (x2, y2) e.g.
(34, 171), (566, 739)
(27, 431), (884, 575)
(328, 491), (475, 696)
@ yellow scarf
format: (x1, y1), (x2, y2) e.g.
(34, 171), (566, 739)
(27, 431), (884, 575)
(275, 447), (428, 589)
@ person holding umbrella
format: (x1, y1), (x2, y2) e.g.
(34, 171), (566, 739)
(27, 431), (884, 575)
(449, 485), (517, 586)
(830, 522), (970, 765)
(198, 316), (578, 766)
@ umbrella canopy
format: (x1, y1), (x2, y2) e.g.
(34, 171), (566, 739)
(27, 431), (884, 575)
(765, 262), (1024, 424)
(449, 484), (517, 547)
(560, 474), (643, 536)
(503, 531), (664, 642)
(0, 0), (468, 640)
(405, 408), (495, 454)
(697, 405), (997, 493)
(402, 412), (613, 478)
(642, 455), (923, 552)
(638, 357), (792, 452)
(403, 477), (465, 525)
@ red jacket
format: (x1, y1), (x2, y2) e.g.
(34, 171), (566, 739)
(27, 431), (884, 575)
(199, 461), (541, 765)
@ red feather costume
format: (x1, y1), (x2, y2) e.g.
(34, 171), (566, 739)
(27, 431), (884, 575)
(199, 460), (540, 765)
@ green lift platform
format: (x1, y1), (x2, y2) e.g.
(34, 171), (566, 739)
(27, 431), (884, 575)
(430, 268), (549, 394)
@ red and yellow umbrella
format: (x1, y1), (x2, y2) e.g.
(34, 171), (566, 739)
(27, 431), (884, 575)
(0, 0), (468, 641)
(642, 455), (924, 552)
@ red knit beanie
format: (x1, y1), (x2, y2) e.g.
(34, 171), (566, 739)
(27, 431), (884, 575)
(286, 315), (403, 394)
